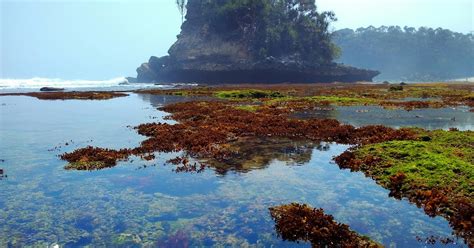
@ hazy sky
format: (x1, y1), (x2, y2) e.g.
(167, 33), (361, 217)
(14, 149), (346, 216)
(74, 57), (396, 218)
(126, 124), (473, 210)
(1, 0), (472, 79)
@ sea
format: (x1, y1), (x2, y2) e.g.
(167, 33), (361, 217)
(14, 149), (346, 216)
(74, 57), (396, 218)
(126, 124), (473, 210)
(0, 77), (195, 93)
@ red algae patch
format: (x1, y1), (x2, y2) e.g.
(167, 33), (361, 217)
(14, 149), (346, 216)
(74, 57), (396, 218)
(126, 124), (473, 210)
(269, 203), (382, 247)
(0, 91), (128, 100)
(60, 100), (417, 171)
(61, 146), (131, 170)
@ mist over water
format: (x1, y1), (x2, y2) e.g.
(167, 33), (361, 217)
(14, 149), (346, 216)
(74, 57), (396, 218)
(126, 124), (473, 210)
(0, 77), (198, 93)
(0, 77), (130, 89)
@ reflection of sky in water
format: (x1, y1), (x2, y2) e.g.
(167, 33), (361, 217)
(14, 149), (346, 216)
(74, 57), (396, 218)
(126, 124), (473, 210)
(297, 105), (473, 131)
(0, 94), (467, 247)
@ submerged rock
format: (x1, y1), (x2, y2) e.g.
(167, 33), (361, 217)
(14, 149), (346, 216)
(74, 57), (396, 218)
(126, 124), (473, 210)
(40, 87), (65, 92)
(135, 1), (379, 84)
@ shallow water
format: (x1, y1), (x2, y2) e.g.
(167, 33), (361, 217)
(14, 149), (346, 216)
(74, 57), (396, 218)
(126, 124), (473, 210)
(295, 105), (473, 131)
(0, 94), (467, 247)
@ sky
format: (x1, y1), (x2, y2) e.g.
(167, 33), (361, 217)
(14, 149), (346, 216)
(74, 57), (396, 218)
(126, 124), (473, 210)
(1, 0), (473, 80)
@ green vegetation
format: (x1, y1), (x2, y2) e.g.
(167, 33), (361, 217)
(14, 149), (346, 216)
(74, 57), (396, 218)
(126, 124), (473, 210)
(137, 83), (473, 111)
(335, 129), (473, 244)
(216, 89), (284, 99)
(388, 85), (403, 91)
(264, 95), (376, 108)
(234, 105), (259, 112)
(310, 96), (374, 104)
(64, 161), (108, 171)
(353, 129), (473, 197)
(333, 26), (474, 81)
(185, 0), (338, 64)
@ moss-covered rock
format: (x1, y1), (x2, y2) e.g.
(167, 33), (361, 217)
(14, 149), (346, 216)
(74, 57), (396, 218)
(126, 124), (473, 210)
(335, 129), (474, 246)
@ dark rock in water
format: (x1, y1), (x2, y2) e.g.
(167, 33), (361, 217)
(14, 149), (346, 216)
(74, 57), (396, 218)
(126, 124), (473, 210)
(135, 1), (379, 84)
(40, 87), (65, 92)
(389, 85), (404, 91)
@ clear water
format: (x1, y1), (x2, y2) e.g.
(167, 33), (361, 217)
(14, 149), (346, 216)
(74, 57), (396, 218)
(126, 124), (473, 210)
(295, 105), (473, 131)
(0, 94), (467, 247)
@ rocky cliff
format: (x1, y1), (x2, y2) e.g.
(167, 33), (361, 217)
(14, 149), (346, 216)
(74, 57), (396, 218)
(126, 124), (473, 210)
(134, 0), (379, 84)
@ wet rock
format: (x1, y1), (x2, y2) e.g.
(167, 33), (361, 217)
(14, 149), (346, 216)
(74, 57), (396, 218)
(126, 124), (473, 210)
(40, 87), (65, 92)
(0, 168), (6, 180)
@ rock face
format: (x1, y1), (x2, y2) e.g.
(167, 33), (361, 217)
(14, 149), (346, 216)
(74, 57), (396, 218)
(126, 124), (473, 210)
(135, 1), (379, 84)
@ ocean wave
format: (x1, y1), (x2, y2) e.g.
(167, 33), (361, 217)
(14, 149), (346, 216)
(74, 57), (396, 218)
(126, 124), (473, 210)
(0, 77), (139, 89)
(450, 77), (474, 82)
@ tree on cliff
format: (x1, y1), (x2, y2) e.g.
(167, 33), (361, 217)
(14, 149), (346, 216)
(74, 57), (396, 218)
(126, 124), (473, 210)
(176, 0), (187, 23)
(180, 0), (339, 65)
(333, 26), (474, 81)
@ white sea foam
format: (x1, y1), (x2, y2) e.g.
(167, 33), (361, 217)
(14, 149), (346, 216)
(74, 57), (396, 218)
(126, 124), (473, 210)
(0, 77), (135, 89)
(450, 77), (474, 82)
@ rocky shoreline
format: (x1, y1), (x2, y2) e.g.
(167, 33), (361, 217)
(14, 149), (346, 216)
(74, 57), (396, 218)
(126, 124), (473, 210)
(134, 55), (380, 84)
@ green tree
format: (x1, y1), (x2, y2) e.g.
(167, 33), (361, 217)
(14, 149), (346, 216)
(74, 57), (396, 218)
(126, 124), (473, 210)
(333, 26), (474, 80)
(176, 0), (187, 23)
(178, 0), (339, 64)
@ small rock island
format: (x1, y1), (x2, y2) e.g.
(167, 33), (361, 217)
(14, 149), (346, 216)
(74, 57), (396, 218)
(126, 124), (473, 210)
(134, 0), (379, 84)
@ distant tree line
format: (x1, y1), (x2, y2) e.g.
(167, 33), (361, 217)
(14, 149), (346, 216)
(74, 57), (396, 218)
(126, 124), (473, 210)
(333, 26), (474, 81)
(180, 0), (339, 65)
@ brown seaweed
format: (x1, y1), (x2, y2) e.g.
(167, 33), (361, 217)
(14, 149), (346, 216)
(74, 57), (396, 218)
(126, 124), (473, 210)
(61, 101), (417, 171)
(269, 203), (382, 248)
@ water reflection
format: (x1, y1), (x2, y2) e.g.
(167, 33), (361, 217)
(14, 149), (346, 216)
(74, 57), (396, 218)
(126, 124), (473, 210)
(139, 93), (213, 108)
(205, 138), (329, 175)
(295, 105), (473, 131)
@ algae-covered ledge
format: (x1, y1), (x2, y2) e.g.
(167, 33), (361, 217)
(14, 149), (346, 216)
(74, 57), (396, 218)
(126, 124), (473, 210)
(58, 83), (473, 246)
(335, 128), (474, 246)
